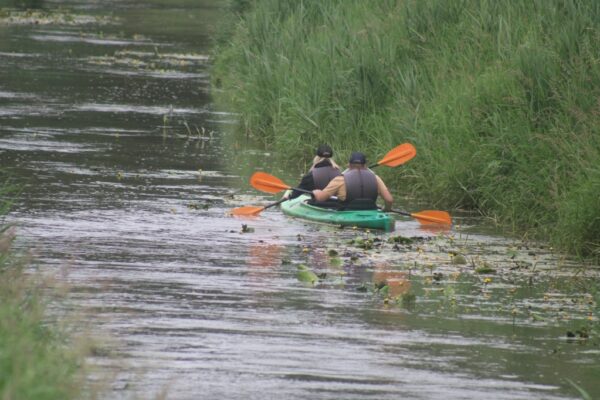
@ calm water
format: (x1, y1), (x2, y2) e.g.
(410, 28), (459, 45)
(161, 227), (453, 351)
(1, 1), (599, 399)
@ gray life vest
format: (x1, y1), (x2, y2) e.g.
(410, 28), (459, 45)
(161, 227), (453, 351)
(343, 169), (378, 206)
(312, 165), (341, 190)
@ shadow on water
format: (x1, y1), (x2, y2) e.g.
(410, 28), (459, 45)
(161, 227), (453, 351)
(1, 1), (599, 399)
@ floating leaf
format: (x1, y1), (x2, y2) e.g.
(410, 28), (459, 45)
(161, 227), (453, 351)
(388, 235), (413, 245)
(451, 254), (467, 265)
(296, 264), (318, 285)
(329, 257), (342, 267)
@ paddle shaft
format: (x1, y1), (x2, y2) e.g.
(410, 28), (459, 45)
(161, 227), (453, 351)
(264, 197), (289, 210)
(387, 209), (411, 217)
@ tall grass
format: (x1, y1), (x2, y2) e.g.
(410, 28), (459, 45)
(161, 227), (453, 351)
(0, 178), (87, 399)
(212, 0), (600, 257)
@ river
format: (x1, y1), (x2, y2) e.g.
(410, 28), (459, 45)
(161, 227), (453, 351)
(1, 1), (599, 399)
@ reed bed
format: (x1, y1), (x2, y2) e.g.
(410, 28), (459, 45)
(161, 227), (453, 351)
(213, 0), (600, 257)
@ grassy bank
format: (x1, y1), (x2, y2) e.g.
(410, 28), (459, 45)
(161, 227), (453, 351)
(0, 181), (86, 399)
(212, 0), (600, 257)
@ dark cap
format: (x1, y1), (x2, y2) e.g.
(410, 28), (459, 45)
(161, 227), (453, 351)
(348, 151), (367, 164)
(316, 144), (333, 158)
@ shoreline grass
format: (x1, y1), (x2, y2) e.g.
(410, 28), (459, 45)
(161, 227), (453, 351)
(0, 178), (88, 399)
(212, 0), (600, 258)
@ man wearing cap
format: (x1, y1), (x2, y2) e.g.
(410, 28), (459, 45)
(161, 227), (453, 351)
(312, 152), (393, 211)
(287, 144), (342, 199)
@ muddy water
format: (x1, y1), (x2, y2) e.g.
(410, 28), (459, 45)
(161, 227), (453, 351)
(1, 1), (599, 399)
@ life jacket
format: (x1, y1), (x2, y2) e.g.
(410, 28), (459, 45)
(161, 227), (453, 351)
(311, 165), (341, 190)
(342, 169), (378, 210)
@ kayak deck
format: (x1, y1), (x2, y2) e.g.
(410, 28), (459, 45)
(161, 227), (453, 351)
(280, 195), (395, 231)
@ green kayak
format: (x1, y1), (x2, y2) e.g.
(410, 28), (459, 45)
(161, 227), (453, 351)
(280, 194), (395, 231)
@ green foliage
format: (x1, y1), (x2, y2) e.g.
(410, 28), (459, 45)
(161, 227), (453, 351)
(296, 264), (319, 285)
(0, 260), (83, 399)
(213, 0), (600, 257)
(0, 174), (85, 399)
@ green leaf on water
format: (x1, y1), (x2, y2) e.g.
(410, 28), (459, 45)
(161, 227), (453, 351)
(387, 235), (413, 245)
(296, 264), (318, 285)
(329, 257), (342, 267)
(475, 266), (496, 274)
(379, 285), (389, 297)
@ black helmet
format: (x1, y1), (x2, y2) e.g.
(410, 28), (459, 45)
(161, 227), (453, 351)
(316, 144), (333, 158)
(348, 152), (367, 164)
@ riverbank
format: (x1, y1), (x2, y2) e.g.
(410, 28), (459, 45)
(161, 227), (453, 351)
(212, 0), (600, 258)
(0, 183), (86, 399)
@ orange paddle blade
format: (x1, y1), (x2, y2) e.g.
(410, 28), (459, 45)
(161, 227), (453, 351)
(410, 210), (452, 225)
(377, 143), (417, 167)
(250, 172), (291, 194)
(230, 206), (265, 216)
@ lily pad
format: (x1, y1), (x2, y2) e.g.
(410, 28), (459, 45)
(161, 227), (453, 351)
(296, 264), (318, 285)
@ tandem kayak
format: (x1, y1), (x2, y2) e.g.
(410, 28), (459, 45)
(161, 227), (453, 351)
(280, 194), (395, 231)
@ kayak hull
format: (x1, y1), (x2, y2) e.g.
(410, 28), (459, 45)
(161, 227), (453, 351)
(280, 195), (395, 231)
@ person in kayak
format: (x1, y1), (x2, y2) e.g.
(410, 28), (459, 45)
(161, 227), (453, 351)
(312, 151), (393, 211)
(287, 144), (341, 199)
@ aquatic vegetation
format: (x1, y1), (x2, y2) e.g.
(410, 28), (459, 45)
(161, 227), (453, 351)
(296, 264), (319, 285)
(241, 224), (254, 233)
(281, 224), (600, 342)
(0, 8), (115, 25)
(0, 176), (88, 398)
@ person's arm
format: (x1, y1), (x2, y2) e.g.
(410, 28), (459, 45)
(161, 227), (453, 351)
(312, 189), (330, 202)
(312, 176), (343, 202)
(376, 176), (393, 211)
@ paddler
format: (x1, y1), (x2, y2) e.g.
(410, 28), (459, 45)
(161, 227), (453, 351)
(312, 151), (393, 211)
(286, 144), (341, 199)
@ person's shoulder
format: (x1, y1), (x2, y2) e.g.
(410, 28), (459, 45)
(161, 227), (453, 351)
(375, 174), (388, 186)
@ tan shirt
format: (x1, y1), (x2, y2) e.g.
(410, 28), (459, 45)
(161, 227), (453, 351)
(320, 175), (390, 201)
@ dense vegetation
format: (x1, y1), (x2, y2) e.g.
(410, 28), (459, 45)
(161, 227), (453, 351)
(212, 0), (600, 257)
(0, 180), (85, 399)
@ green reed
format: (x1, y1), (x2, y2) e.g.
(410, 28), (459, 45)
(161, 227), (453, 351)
(212, 0), (600, 257)
(0, 180), (87, 399)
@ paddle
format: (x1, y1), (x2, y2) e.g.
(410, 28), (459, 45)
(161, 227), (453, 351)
(249, 171), (311, 195)
(368, 143), (416, 169)
(387, 209), (452, 226)
(233, 143), (417, 217)
(230, 197), (288, 216)
(246, 172), (452, 225)
(249, 143), (417, 194)
(230, 173), (311, 216)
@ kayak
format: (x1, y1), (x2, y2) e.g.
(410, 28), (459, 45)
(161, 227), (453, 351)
(280, 194), (395, 231)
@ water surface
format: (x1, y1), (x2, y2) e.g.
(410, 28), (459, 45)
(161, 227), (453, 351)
(1, 1), (599, 399)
